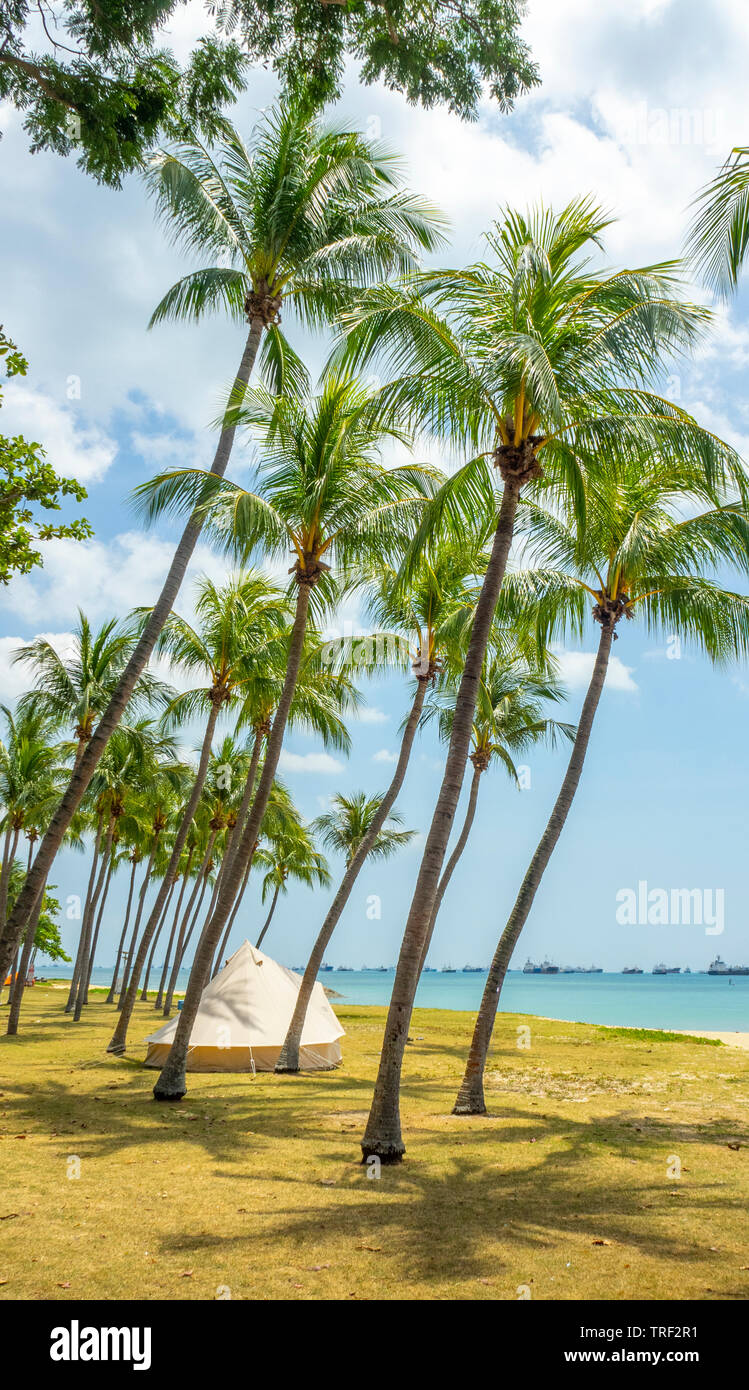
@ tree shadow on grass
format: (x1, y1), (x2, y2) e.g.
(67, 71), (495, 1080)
(147, 1110), (749, 1294)
(4, 997), (749, 1296)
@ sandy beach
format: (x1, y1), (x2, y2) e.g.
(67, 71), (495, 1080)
(677, 1029), (749, 1050)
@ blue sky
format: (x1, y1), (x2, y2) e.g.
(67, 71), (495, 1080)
(2, 0), (749, 974)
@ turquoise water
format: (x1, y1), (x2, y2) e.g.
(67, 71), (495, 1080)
(54, 965), (749, 1032)
(325, 969), (749, 1031)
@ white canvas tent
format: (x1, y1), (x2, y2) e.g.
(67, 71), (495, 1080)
(144, 941), (344, 1072)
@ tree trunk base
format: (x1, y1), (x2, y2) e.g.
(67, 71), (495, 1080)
(106, 1040), (126, 1055)
(452, 1085), (486, 1116)
(274, 1040), (299, 1073)
(360, 1142), (404, 1164)
(153, 1079), (186, 1102)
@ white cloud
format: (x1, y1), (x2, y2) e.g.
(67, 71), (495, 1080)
(373, 748), (397, 763)
(130, 429), (202, 468)
(356, 707), (389, 724)
(0, 531), (232, 629)
(3, 383), (117, 482)
(278, 751), (345, 775)
(554, 648), (638, 693)
(0, 631), (76, 705)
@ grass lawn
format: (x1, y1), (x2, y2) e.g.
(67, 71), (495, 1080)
(1, 984), (748, 1301)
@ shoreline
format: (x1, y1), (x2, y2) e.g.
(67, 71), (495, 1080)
(40, 981), (749, 1046)
(531, 1012), (749, 1049)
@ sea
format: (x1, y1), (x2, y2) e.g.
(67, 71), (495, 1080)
(47, 965), (749, 1033)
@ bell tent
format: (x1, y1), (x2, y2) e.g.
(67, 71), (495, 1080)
(144, 941), (344, 1072)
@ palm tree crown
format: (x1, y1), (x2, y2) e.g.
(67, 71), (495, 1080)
(312, 791), (415, 866)
(147, 97), (447, 370)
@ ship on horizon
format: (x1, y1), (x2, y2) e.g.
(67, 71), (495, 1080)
(522, 958), (560, 974)
(653, 962), (681, 974)
(708, 955), (749, 976)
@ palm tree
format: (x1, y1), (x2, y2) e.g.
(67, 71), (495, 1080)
(685, 147), (749, 295)
(106, 839), (144, 1005)
(453, 445), (749, 1115)
(137, 372), (437, 1098)
(312, 791), (415, 867)
(0, 707), (68, 1028)
(107, 571), (286, 1052)
(0, 92), (445, 986)
(0, 705), (66, 934)
(160, 806), (223, 1017)
(6, 873), (63, 1034)
(73, 723), (183, 1021)
(417, 651), (575, 973)
(274, 538), (494, 1071)
(219, 624), (360, 894)
(5, 615), (170, 1005)
(152, 833), (197, 1009)
(340, 198), (742, 1161)
(13, 612), (167, 767)
(254, 825), (330, 952)
(113, 753), (191, 1013)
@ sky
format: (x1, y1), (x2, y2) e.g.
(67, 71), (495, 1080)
(2, 0), (749, 975)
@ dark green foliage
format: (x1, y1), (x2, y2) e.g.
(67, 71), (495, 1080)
(0, 329), (92, 586)
(0, 1), (538, 187)
(0, 3), (247, 185)
(217, 0), (539, 116)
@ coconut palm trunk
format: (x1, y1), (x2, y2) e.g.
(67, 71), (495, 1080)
(183, 859), (223, 962)
(106, 857), (139, 1003)
(116, 842), (158, 1007)
(170, 876), (211, 982)
(6, 840), (40, 1031)
(0, 823), (19, 931)
(276, 675), (429, 1073)
(418, 756), (485, 975)
(205, 729), (265, 982)
(361, 477), (523, 1161)
(4, 949), (18, 1004)
(6, 880), (46, 1036)
(107, 700), (222, 1050)
(82, 851), (115, 1001)
(154, 849), (194, 1009)
(219, 726), (265, 885)
(0, 324), (264, 984)
(140, 878), (177, 1000)
(152, 578), (313, 1098)
(162, 836), (217, 1016)
(255, 883), (282, 951)
(65, 811), (104, 1012)
(453, 617), (615, 1115)
(74, 819), (115, 1021)
(211, 852), (253, 977)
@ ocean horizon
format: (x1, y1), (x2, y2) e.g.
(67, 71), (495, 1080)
(40, 965), (749, 1033)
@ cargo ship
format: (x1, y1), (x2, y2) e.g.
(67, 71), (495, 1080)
(708, 955), (749, 976)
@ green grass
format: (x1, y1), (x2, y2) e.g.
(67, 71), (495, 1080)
(1, 985), (748, 1301)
